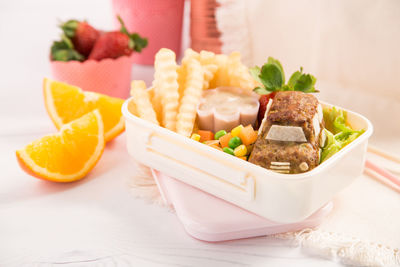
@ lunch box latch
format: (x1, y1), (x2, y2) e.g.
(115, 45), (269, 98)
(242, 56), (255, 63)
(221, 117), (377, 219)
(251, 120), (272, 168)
(143, 130), (255, 202)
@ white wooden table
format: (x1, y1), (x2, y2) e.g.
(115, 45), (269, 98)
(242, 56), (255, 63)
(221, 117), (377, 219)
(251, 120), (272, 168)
(0, 0), (346, 266)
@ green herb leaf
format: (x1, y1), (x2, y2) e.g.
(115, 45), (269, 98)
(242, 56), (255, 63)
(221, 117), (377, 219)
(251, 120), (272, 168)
(267, 57), (285, 84)
(249, 66), (263, 85)
(259, 63), (283, 91)
(293, 73), (318, 92)
(281, 85), (293, 91)
(251, 57), (319, 95)
(287, 68), (303, 89)
(253, 86), (271, 95)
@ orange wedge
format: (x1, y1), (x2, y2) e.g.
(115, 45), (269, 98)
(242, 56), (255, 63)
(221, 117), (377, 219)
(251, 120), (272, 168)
(16, 110), (105, 182)
(43, 78), (125, 142)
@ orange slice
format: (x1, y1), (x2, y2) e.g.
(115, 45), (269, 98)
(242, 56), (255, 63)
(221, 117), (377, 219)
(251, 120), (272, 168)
(43, 78), (125, 142)
(16, 110), (105, 182)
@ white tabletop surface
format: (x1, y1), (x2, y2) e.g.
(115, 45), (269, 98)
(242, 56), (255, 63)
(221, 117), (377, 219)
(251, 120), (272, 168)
(0, 0), (350, 266)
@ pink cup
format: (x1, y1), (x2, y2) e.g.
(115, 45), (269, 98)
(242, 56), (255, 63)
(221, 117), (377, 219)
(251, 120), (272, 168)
(50, 55), (135, 98)
(112, 0), (185, 65)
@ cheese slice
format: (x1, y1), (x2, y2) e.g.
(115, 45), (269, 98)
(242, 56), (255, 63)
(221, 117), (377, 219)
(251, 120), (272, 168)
(317, 104), (323, 123)
(266, 125), (307, 142)
(258, 99), (273, 135)
(313, 113), (321, 137)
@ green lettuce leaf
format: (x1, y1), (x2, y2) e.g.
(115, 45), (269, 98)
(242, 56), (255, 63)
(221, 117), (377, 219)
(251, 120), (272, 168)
(320, 107), (365, 162)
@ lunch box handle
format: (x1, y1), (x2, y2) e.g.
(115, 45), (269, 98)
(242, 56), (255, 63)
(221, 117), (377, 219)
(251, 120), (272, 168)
(144, 131), (255, 201)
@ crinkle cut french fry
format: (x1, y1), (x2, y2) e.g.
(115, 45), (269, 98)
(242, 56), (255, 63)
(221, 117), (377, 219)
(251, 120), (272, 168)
(151, 74), (163, 124)
(182, 48), (200, 64)
(182, 49), (217, 90)
(127, 98), (138, 116)
(177, 65), (187, 102)
(199, 50), (218, 89)
(227, 51), (257, 91)
(210, 54), (229, 88)
(154, 48), (180, 131)
(178, 48), (199, 102)
(130, 80), (159, 125)
(176, 58), (204, 137)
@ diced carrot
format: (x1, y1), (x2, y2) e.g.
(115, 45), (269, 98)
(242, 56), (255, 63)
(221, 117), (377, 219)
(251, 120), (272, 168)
(238, 156), (247, 160)
(219, 133), (232, 148)
(197, 130), (214, 142)
(239, 125), (258, 146)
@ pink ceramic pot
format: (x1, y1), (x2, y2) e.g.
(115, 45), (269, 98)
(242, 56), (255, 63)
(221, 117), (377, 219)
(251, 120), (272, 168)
(50, 55), (135, 98)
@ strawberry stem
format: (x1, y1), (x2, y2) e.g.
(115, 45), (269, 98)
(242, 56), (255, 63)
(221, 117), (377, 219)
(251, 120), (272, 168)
(117, 15), (129, 36)
(116, 15), (148, 52)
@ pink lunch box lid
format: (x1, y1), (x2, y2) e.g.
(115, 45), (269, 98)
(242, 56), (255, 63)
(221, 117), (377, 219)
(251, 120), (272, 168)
(152, 170), (333, 242)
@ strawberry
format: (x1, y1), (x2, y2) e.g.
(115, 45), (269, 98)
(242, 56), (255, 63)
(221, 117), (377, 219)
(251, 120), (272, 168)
(257, 92), (276, 126)
(88, 16), (147, 61)
(88, 32), (132, 60)
(60, 20), (100, 57)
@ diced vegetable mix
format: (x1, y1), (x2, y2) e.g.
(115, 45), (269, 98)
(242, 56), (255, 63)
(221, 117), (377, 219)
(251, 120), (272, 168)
(219, 133), (233, 148)
(197, 130), (214, 142)
(239, 125), (258, 145)
(223, 147), (234, 155)
(191, 124), (258, 160)
(231, 125), (244, 137)
(214, 130), (227, 140)
(233, 145), (247, 157)
(228, 136), (242, 149)
(191, 107), (363, 164)
(320, 107), (365, 163)
(190, 133), (201, 142)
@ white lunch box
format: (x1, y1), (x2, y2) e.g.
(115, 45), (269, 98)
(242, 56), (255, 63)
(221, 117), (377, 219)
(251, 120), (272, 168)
(122, 98), (373, 223)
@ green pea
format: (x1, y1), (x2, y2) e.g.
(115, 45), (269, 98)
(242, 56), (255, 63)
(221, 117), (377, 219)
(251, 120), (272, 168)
(222, 147), (234, 155)
(215, 130), (227, 140)
(228, 136), (242, 149)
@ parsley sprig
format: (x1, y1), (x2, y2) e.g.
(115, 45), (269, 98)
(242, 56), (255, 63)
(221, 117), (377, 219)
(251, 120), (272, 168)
(250, 57), (319, 95)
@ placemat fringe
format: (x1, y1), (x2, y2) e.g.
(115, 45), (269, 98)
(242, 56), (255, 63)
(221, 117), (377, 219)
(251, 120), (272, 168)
(274, 229), (400, 267)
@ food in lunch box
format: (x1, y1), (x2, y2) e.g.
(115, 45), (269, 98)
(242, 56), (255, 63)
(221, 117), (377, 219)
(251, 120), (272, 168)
(197, 87), (260, 133)
(320, 106), (364, 162)
(128, 48), (257, 136)
(250, 57), (318, 95)
(127, 48), (365, 174)
(51, 16), (147, 62)
(248, 91), (324, 173)
(250, 57), (318, 125)
(130, 80), (159, 125)
(176, 58), (204, 136)
(190, 124), (258, 160)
